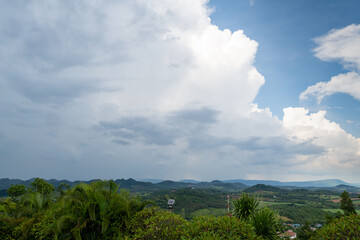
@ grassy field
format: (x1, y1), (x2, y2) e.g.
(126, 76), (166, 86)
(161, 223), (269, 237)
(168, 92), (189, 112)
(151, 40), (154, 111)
(323, 209), (360, 214)
(260, 201), (303, 206)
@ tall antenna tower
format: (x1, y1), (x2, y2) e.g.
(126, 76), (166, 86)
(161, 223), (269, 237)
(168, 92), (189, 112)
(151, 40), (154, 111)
(227, 194), (230, 215)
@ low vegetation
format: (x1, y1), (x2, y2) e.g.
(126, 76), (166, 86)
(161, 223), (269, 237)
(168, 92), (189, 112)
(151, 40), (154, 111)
(0, 179), (270, 239)
(0, 178), (358, 239)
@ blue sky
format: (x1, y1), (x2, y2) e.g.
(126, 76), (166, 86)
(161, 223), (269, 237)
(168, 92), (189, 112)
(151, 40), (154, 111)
(210, 0), (360, 137)
(0, 0), (359, 182)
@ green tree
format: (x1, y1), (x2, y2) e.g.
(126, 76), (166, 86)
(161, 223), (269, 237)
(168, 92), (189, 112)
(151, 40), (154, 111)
(21, 192), (54, 216)
(340, 191), (356, 216)
(55, 180), (150, 239)
(7, 184), (27, 202)
(313, 214), (360, 239)
(297, 222), (314, 240)
(30, 178), (55, 196)
(57, 182), (70, 197)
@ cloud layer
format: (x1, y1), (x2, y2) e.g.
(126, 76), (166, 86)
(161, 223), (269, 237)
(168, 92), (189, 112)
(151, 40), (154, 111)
(0, 1), (359, 182)
(301, 24), (360, 102)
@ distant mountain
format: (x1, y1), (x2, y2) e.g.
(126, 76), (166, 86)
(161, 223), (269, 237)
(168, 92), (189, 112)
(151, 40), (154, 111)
(138, 179), (164, 184)
(331, 184), (360, 193)
(0, 178), (247, 195)
(0, 178), (97, 191)
(180, 179), (201, 184)
(223, 179), (350, 188)
(0, 178), (352, 196)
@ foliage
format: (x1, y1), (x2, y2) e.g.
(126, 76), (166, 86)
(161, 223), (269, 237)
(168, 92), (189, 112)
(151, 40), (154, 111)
(7, 184), (27, 202)
(129, 208), (260, 239)
(297, 222), (315, 240)
(269, 204), (329, 225)
(8, 180), (357, 239)
(340, 191), (356, 216)
(312, 214), (360, 239)
(21, 192), (54, 216)
(184, 215), (260, 240)
(232, 193), (259, 220)
(251, 208), (281, 240)
(1, 179), (152, 240)
(130, 208), (186, 240)
(232, 193), (280, 239)
(12, 212), (56, 240)
(189, 207), (226, 218)
(57, 183), (70, 197)
(244, 184), (282, 193)
(0, 216), (23, 240)
(30, 178), (55, 196)
(146, 188), (227, 219)
(55, 180), (150, 239)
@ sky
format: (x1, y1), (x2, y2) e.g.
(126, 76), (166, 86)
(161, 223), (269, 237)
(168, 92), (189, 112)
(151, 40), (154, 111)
(0, 0), (359, 182)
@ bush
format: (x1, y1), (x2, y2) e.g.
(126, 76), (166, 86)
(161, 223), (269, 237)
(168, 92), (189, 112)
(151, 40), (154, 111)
(183, 215), (260, 240)
(232, 193), (259, 220)
(130, 208), (186, 240)
(312, 214), (360, 239)
(0, 216), (23, 240)
(251, 208), (281, 240)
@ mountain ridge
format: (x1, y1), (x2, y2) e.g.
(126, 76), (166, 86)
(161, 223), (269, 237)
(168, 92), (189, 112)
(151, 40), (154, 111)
(0, 178), (353, 190)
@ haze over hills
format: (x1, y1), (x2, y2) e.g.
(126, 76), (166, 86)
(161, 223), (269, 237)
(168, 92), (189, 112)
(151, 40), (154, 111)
(0, 178), (355, 191)
(152, 178), (353, 188)
(222, 179), (351, 188)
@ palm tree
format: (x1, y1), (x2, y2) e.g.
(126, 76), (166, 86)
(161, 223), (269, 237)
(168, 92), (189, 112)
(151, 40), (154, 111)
(251, 208), (280, 240)
(55, 180), (150, 240)
(22, 192), (54, 215)
(233, 193), (280, 239)
(232, 193), (259, 220)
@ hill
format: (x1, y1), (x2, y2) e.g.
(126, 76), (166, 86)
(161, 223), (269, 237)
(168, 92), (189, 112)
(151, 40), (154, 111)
(0, 178), (247, 195)
(223, 179), (350, 187)
(243, 184), (282, 193)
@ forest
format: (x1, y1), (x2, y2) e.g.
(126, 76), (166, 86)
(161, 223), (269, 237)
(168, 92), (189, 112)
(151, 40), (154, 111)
(1, 178), (360, 239)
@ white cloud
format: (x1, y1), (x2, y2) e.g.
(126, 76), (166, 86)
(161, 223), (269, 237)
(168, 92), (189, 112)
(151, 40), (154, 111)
(301, 24), (360, 103)
(295, 24), (360, 182)
(0, 1), (360, 182)
(0, 0), (269, 180)
(300, 71), (360, 102)
(283, 107), (360, 179)
(314, 24), (360, 71)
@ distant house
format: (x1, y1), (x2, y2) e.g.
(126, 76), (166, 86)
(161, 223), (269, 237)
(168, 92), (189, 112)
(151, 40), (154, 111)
(315, 223), (322, 228)
(279, 230), (297, 239)
(292, 223), (300, 228)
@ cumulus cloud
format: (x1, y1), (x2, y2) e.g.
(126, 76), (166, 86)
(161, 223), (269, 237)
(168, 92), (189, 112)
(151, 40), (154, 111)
(283, 107), (360, 177)
(300, 71), (360, 102)
(313, 24), (360, 70)
(0, 0), (269, 180)
(0, 0), (359, 182)
(301, 24), (360, 102)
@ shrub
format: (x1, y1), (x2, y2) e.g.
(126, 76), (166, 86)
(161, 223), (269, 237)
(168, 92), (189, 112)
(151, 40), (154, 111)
(312, 214), (360, 239)
(232, 193), (259, 220)
(183, 215), (260, 240)
(130, 208), (186, 240)
(0, 216), (23, 240)
(251, 208), (281, 240)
